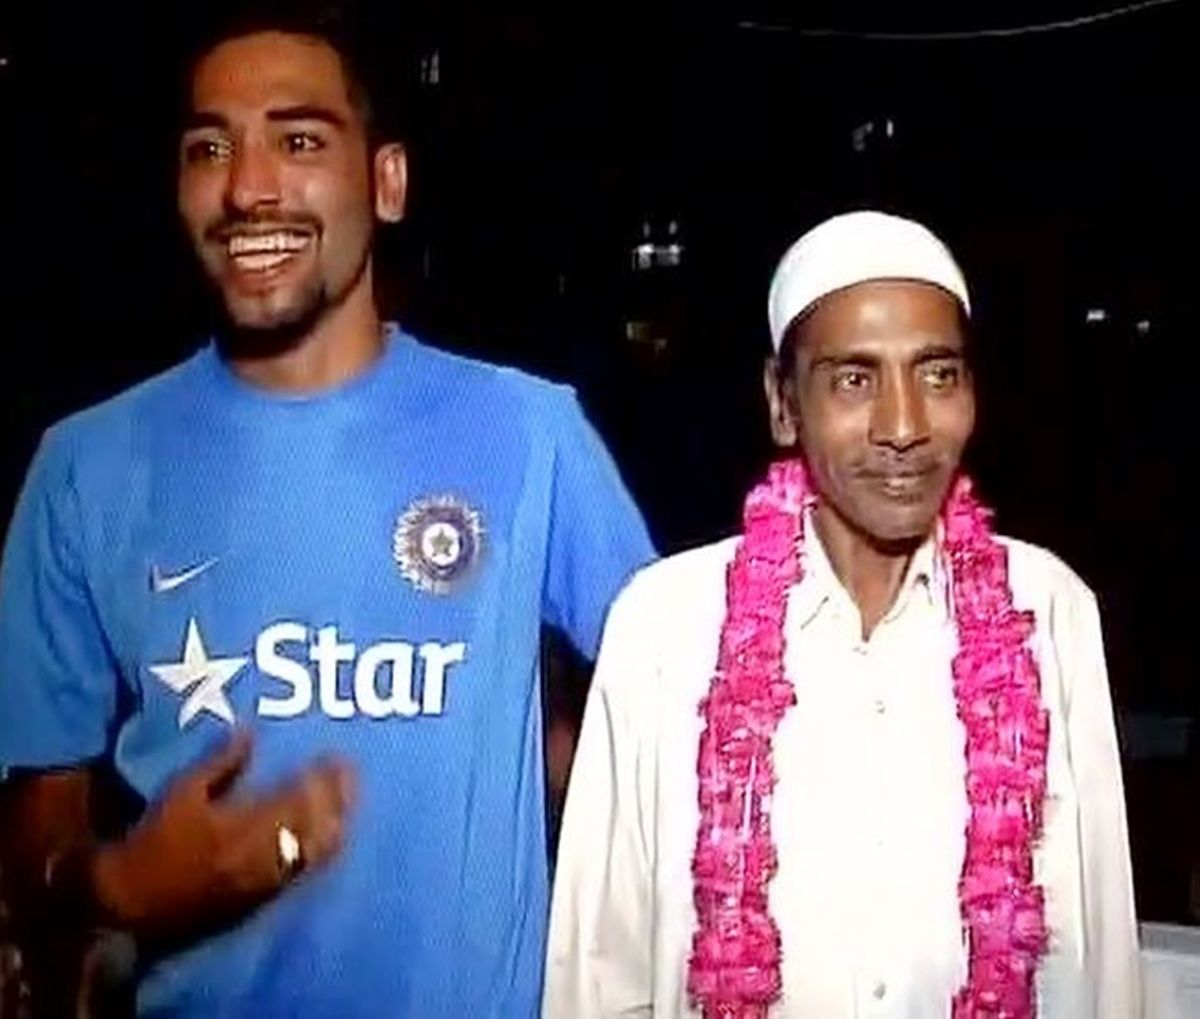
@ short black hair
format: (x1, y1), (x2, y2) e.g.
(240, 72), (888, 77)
(177, 0), (419, 145)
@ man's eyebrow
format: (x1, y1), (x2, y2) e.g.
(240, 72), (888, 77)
(266, 104), (349, 129)
(182, 106), (350, 132)
(183, 110), (229, 132)
(912, 344), (966, 364)
(809, 343), (965, 371)
(809, 353), (881, 371)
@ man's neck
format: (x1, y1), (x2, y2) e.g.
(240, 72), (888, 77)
(811, 503), (927, 640)
(228, 277), (385, 394)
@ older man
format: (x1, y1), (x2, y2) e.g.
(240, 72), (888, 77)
(544, 211), (1139, 1017)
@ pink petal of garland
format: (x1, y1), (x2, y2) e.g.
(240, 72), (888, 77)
(688, 463), (1048, 1019)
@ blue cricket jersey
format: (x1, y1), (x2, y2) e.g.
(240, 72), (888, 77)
(0, 327), (655, 1017)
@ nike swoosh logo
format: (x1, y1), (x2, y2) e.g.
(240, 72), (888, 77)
(150, 558), (219, 594)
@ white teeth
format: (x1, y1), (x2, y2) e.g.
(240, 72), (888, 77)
(227, 232), (310, 256)
(232, 252), (293, 271)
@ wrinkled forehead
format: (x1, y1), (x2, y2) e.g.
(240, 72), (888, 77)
(789, 279), (968, 361)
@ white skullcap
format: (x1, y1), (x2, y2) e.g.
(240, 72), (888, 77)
(767, 210), (970, 351)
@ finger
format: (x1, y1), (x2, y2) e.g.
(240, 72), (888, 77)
(312, 755), (358, 814)
(230, 779), (334, 886)
(196, 730), (253, 800)
(225, 758), (353, 890)
(220, 790), (305, 896)
(292, 766), (351, 868)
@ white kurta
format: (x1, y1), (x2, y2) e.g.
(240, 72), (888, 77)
(544, 529), (1141, 1018)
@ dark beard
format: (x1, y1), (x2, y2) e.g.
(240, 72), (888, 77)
(212, 282), (331, 362)
(205, 246), (372, 363)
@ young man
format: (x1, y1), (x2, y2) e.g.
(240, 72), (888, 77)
(544, 211), (1139, 1017)
(0, 5), (653, 1016)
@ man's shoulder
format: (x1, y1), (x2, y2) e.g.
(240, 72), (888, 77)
(995, 534), (1098, 612)
(612, 537), (739, 627)
(404, 336), (580, 418)
(38, 353), (206, 462)
(47, 351), (203, 436)
(596, 538), (735, 705)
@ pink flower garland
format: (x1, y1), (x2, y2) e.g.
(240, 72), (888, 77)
(688, 458), (1049, 1018)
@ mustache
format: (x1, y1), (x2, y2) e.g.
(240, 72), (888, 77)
(204, 211), (322, 243)
(852, 455), (941, 479)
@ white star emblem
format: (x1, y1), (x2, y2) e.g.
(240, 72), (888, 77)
(422, 522), (462, 568)
(149, 618), (249, 728)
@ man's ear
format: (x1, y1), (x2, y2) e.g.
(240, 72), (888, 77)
(374, 143), (408, 223)
(763, 356), (800, 448)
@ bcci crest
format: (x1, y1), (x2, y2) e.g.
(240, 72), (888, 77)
(393, 495), (485, 595)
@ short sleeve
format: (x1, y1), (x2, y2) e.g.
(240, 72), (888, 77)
(541, 390), (655, 659)
(0, 427), (118, 770)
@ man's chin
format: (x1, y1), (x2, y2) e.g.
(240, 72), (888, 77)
(825, 491), (938, 550)
(215, 295), (326, 359)
(859, 505), (941, 550)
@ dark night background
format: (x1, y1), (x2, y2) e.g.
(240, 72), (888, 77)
(0, 0), (1196, 944)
